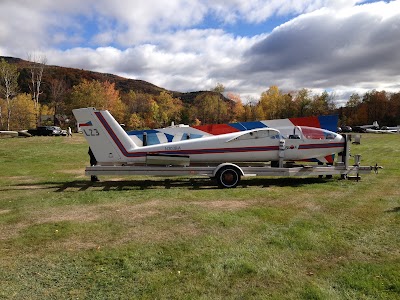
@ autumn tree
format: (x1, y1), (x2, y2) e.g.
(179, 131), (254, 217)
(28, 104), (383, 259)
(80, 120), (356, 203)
(27, 53), (47, 125)
(147, 100), (160, 128)
(362, 90), (389, 124)
(242, 97), (262, 121)
(343, 93), (365, 125)
(293, 89), (312, 117)
(339, 90), (400, 126)
(309, 91), (336, 116)
(258, 85), (286, 120)
(388, 92), (400, 125)
(212, 83), (225, 123)
(153, 91), (183, 127)
(128, 113), (145, 129)
(192, 93), (228, 124)
(0, 58), (19, 130)
(48, 77), (68, 125)
(102, 81), (126, 122)
(125, 91), (151, 114)
(69, 79), (126, 124)
(279, 92), (295, 118)
(192, 94), (214, 124)
(5, 93), (36, 130)
(226, 92), (245, 122)
(122, 91), (183, 129)
(70, 80), (106, 108)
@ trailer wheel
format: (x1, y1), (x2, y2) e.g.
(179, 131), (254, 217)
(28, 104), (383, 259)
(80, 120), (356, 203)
(216, 166), (241, 188)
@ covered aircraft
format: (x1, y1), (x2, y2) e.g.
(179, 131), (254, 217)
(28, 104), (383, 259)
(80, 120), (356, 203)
(73, 108), (345, 167)
(126, 115), (338, 145)
(126, 115), (339, 164)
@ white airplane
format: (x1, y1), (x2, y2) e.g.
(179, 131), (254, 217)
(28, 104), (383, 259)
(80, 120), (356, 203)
(352, 121), (379, 132)
(361, 121), (379, 129)
(73, 108), (345, 166)
(366, 126), (400, 134)
(0, 130), (18, 137)
(0, 130), (32, 137)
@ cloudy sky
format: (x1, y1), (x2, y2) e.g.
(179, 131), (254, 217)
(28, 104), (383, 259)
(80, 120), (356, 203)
(1, 0), (399, 105)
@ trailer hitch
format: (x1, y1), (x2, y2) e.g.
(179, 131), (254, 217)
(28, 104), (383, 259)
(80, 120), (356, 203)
(372, 163), (383, 174)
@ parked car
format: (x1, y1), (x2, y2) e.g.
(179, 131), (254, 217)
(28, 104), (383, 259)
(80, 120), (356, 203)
(341, 125), (352, 133)
(28, 126), (65, 136)
(352, 126), (367, 133)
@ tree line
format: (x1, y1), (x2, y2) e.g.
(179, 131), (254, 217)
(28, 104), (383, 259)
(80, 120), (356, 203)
(1, 58), (399, 131)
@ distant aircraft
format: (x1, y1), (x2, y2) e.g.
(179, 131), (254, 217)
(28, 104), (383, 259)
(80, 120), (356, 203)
(365, 125), (400, 134)
(0, 130), (18, 137)
(352, 121), (379, 133)
(0, 130), (32, 137)
(350, 121), (399, 134)
(73, 108), (345, 166)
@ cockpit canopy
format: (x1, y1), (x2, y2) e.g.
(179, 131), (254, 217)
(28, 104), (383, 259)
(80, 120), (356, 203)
(280, 126), (338, 140)
(230, 126), (340, 142)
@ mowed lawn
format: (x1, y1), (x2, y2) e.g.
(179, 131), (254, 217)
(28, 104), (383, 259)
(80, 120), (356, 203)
(0, 133), (399, 299)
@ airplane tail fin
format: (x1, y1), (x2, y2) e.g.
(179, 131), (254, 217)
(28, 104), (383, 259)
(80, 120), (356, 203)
(72, 107), (138, 164)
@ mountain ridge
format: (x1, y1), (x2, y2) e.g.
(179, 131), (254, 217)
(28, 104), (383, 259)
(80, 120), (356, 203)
(0, 56), (229, 104)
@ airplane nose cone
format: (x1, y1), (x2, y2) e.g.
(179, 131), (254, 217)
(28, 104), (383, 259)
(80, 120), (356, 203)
(337, 134), (345, 143)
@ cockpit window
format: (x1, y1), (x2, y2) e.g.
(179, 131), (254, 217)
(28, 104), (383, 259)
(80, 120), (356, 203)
(281, 126), (338, 140)
(231, 129), (281, 141)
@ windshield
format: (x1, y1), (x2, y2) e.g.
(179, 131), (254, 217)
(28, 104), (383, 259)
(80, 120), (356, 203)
(281, 126), (338, 140)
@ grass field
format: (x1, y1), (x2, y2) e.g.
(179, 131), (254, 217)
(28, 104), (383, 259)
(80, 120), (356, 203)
(0, 134), (399, 299)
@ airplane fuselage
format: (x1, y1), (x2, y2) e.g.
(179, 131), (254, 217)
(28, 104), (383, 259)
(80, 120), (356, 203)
(74, 108), (345, 165)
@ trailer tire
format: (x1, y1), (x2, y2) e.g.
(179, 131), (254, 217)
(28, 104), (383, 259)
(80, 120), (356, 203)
(216, 166), (241, 188)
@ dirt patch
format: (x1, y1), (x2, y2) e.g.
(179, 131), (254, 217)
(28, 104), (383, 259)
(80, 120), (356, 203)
(37, 206), (101, 223)
(25, 200), (166, 226)
(98, 200), (163, 221)
(267, 196), (322, 212)
(11, 185), (47, 190)
(192, 200), (253, 211)
(1, 199), (248, 249)
(0, 201), (164, 242)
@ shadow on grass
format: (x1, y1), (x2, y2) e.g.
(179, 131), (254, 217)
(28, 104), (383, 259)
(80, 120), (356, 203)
(2, 177), (330, 192)
(385, 207), (400, 213)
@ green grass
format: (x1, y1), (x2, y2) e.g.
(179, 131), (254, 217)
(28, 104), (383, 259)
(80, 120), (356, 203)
(0, 134), (399, 299)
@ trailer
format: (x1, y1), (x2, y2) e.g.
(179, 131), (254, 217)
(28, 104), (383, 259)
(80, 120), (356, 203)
(85, 135), (380, 188)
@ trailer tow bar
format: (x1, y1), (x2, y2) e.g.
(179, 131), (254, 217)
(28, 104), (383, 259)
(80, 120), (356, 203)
(373, 163), (383, 174)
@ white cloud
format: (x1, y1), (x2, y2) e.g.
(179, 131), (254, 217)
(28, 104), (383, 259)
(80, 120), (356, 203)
(1, 0), (399, 104)
(1, 0), (370, 52)
(243, 0), (400, 100)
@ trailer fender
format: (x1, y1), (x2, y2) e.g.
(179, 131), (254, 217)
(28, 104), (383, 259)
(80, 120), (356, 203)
(212, 163), (244, 178)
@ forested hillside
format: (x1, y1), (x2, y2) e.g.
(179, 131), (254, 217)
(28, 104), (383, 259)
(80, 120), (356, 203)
(1, 56), (399, 131)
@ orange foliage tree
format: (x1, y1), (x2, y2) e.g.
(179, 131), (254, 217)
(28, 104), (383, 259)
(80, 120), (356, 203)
(226, 92), (245, 122)
(69, 80), (126, 124)
(5, 93), (36, 130)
